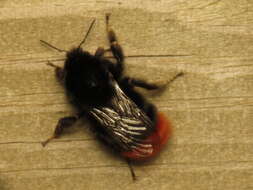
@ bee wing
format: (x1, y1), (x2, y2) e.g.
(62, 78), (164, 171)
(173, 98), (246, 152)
(89, 80), (154, 156)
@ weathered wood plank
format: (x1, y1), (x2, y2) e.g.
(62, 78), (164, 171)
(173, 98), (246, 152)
(1, 164), (252, 190)
(0, 140), (252, 172)
(0, 0), (252, 189)
(0, 1), (252, 57)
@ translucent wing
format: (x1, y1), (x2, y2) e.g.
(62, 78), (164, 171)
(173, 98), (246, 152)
(89, 80), (155, 157)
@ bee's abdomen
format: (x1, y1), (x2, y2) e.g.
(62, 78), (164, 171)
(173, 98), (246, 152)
(121, 112), (172, 161)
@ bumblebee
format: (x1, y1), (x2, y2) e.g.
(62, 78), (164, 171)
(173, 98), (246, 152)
(41, 14), (183, 180)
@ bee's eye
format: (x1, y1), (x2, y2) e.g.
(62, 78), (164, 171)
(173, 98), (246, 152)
(85, 80), (96, 88)
(90, 81), (97, 88)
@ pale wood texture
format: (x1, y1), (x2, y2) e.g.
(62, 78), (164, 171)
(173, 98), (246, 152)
(0, 0), (253, 190)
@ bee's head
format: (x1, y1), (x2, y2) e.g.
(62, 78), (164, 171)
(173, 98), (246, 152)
(64, 47), (114, 106)
(41, 19), (113, 106)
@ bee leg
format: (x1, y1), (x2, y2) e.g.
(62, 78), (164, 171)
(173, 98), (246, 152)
(94, 47), (110, 57)
(124, 77), (161, 90)
(123, 72), (184, 90)
(126, 159), (137, 181)
(46, 61), (65, 82)
(148, 104), (159, 124)
(41, 116), (78, 147)
(105, 14), (124, 76)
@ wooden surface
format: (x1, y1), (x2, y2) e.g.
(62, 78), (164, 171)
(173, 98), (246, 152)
(0, 0), (253, 189)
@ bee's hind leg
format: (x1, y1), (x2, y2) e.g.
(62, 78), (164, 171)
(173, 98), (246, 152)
(126, 159), (137, 181)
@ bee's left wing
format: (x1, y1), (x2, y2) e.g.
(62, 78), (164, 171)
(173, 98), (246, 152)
(89, 80), (155, 157)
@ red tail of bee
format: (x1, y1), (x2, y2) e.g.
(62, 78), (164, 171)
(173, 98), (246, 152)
(122, 112), (172, 161)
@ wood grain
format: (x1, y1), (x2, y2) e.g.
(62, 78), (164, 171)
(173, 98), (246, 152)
(0, 0), (252, 189)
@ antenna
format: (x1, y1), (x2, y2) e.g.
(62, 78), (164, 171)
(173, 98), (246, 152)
(40, 40), (67, 53)
(78, 19), (96, 48)
(40, 18), (96, 52)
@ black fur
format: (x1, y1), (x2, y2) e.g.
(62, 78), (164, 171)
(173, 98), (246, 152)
(62, 45), (158, 124)
(64, 48), (115, 108)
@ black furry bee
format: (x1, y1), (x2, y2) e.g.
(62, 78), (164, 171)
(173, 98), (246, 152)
(41, 14), (182, 180)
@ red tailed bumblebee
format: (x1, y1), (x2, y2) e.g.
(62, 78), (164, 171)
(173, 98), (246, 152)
(41, 14), (183, 180)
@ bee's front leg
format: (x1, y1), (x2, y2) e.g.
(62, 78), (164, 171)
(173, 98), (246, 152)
(106, 14), (124, 70)
(46, 61), (65, 83)
(94, 47), (110, 57)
